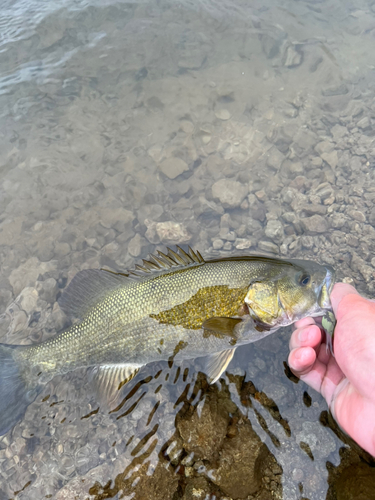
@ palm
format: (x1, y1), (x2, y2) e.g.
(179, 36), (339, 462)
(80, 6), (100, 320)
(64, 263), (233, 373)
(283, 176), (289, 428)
(288, 283), (375, 456)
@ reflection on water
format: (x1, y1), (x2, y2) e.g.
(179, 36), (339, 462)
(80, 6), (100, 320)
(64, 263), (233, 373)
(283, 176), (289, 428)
(1, 0), (375, 498)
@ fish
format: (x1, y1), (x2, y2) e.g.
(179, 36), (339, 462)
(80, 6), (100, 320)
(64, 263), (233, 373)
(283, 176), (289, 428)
(0, 246), (335, 435)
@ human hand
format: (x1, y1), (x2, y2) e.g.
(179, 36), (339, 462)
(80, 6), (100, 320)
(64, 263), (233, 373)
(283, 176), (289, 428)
(288, 283), (375, 456)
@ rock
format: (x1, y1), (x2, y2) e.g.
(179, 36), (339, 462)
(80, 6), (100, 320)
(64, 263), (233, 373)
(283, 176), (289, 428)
(159, 158), (189, 179)
(265, 220), (284, 243)
(235, 238), (252, 250)
(128, 233), (147, 257)
(315, 141), (334, 156)
(322, 83), (349, 96)
(266, 147), (285, 170)
(177, 393), (230, 461)
(258, 241), (279, 253)
(155, 221), (191, 244)
(212, 419), (270, 497)
(36, 278), (58, 304)
(9, 257), (56, 296)
(321, 150), (338, 169)
(182, 477), (212, 500)
(347, 209), (366, 222)
(98, 207), (134, 231)
(301, 204), (327, 216)
(301, 215), (328, 234)
(212, 239), (224, 250)
(357, 116), (371, 130)
(212, 179), (248, 209)
(295, 421), (336, 459)
(284, 45), (303, 67)
(334, 463), (375, 500)
(215, 109), (231, 121)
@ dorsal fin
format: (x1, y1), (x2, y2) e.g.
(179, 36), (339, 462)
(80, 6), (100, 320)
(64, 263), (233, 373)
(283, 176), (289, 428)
(118, 245), (205, 278)
(59, 247), (204, 319)
(58, 269), (130, 319)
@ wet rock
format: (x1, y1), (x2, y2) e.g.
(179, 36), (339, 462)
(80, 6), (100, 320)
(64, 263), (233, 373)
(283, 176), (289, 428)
(322, 83), (349, 96)
(265, 220), (284, 243)
(36, 278), (58, 304)
(212, 419), (270, 497)
(235, 238), (252, 250)
(212, 179), (248, 209)
(215, 109), (231, 121)
(128, 233), (147, 257)
(284, 44), (303, 67)
(176, 393), (230, 461)
(347, 209), (366, 222)
(301, 215), (329, 234)
(9, 257), (56, 296)
(156, 221), (191, 244)
(334, 463), (375, 500)
(212, 238), (224, 250)
(182, 477), (212, 500)
(159, 157), (189, 179)
(258, 241), (279, 253)
(357, 116), (371, 131)
(301, 204), (327, 216)
(266, 147), (285, 170)
(295, 421), (336, 459)
(321, 150), (338, 169)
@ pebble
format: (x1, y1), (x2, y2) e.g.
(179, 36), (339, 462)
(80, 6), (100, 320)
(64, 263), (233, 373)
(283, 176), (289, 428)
(155, 221), (191, 244)
(300, 215), (329, 234)
(159, 157), (189, 179)
(258, 241), (279, 254)
(212, 179), (248, 209)
(265, 220), (284, 243)
(212, 239), (224, 250)
(128, 233), (147, 257)
(215, 109), (231, 120)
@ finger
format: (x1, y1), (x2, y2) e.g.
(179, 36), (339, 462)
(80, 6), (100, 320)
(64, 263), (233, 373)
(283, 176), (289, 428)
(294, 317), (317, 329)
(289, 324), (322, 350)
(288, 346), (316, 376)
(288, 347), (328, 393)
(330, 283), (359, 317)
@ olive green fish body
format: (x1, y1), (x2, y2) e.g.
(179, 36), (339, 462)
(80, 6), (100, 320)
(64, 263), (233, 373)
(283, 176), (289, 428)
(0, 248), (335, 435)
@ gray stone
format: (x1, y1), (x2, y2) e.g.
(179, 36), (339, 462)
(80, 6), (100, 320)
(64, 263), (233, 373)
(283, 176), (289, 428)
(347, 209), (366, 222)
(321, 150), (338, 169)
(301, 204), (327, 216)
(9, 257), (56, 296)
(155, 221), (191, 244)
(212, 179), (248, 209)
(322, 83), (349, 96)
(36, 278), (58, 304)
(266, 147), (285, 170)
(159, 158), (189, 179)
(295, 421), (336, 458)
(301, 215), (328, 234)
(127, 233), (147, 257)
(235, 238), (252, 250)
(357, 116), (371, 130)
(258, 241), (279, 253)
(284, 45), (303, 67)
(212, 239), (224, 250)
(265, 220), (284, 243)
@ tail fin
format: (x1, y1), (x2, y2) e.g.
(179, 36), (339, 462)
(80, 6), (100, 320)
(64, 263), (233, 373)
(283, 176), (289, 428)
(0, 344), (39, 435)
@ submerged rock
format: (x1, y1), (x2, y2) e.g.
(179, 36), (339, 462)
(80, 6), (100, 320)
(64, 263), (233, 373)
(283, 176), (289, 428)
(212, 179), (248, 209)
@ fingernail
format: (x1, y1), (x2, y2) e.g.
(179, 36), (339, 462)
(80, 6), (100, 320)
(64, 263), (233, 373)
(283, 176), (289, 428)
(298, 329), (308, 342)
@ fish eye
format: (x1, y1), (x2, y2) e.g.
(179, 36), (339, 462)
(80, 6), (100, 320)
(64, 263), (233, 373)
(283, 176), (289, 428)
(300, 274), (311, 286)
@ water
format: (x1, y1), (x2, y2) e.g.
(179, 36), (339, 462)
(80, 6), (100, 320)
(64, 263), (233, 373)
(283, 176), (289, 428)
(1, 0), (375, 498)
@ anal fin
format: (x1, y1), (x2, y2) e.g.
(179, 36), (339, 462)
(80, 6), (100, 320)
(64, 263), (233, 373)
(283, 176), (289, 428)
(205, 348), (236, 384)
(89, 364), (142, 411)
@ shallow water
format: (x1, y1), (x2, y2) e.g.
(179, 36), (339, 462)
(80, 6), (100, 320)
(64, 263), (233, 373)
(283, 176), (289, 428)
(1, 0), (375, 498)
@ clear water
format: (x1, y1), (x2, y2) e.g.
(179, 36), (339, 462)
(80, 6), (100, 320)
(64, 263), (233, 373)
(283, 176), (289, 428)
(1, 0), (375, 498)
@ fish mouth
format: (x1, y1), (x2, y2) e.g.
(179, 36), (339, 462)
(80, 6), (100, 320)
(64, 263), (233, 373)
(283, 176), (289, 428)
(318, 265), (335, 310)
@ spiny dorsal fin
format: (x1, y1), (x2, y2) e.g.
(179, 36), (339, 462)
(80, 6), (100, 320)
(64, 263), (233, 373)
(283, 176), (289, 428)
(117, 245), (205, 278)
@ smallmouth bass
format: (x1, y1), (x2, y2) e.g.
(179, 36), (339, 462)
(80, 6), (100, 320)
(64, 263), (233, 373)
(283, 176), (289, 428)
(0, 246), (335, 434)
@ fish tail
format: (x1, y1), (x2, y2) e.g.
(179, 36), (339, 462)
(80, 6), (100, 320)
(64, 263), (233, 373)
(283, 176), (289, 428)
(0, 343), (40, 435)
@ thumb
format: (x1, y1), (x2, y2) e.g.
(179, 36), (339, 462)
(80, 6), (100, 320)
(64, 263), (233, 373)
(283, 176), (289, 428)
(330, 283), (359, 317)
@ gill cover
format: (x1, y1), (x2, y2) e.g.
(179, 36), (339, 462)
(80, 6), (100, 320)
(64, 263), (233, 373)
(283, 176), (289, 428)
(245, 281), (280, 327)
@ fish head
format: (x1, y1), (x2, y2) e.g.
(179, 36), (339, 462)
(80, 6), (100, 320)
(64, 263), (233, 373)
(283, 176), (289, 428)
(244, 259), (335, 330)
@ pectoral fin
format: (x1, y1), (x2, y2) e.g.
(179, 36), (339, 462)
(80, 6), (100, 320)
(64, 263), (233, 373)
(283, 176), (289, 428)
(89, 364), (142, 410)
(205, 348), (236, 384)
(202, 317), (242, 339)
